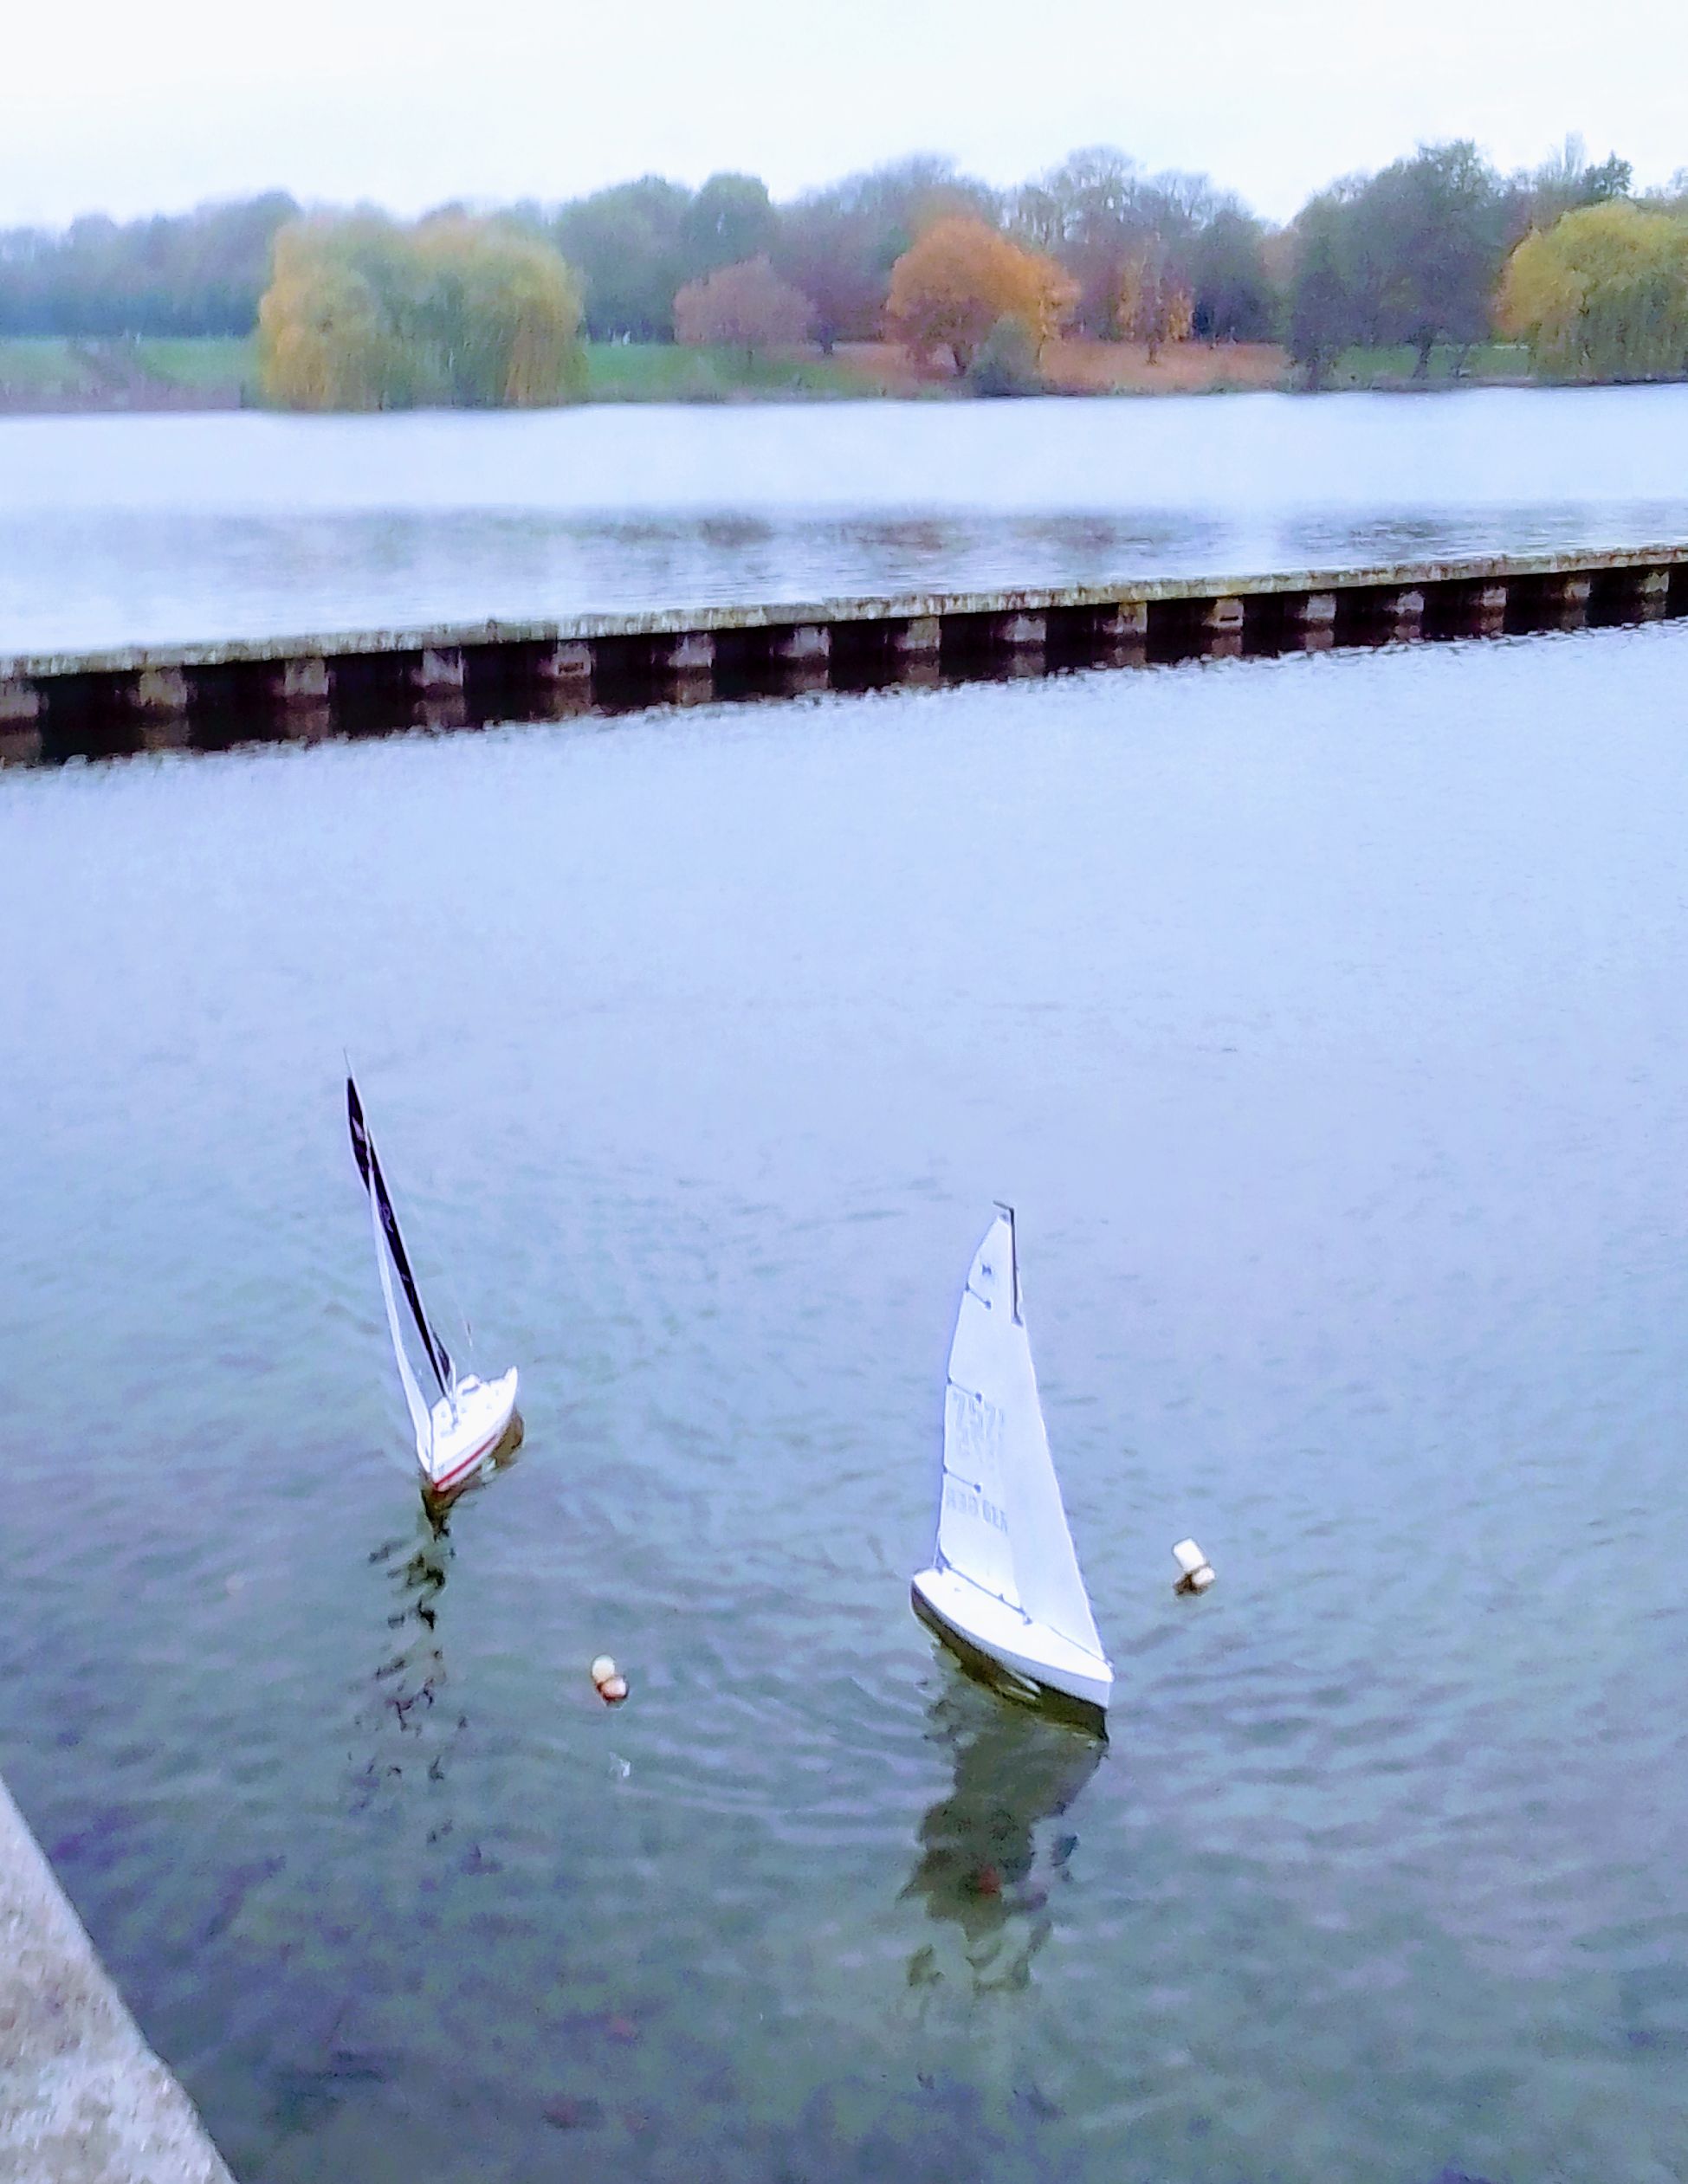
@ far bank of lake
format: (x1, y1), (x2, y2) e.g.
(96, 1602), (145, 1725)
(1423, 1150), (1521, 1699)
(0, 333), (1551, 417)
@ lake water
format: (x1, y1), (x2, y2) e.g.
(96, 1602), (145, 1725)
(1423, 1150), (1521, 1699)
(4, 384), (1688, 650)
(5, 392), (1688, 2184)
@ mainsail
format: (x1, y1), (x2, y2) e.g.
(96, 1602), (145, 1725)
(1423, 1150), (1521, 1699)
(937, 1210), (1105, 1663)
(347, 1076), (455, 1402)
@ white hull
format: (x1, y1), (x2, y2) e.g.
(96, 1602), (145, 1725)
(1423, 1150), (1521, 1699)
(419, 1368), (521, 1497)
(913, 1564), (1113, 1719)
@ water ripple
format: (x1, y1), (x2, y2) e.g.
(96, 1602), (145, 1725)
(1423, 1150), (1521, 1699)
(4, 628), (1688, 2180)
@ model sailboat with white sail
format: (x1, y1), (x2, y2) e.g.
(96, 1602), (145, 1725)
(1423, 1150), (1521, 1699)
(347, 1076), (521, 1501)
(912, 1208), (1113, 1724)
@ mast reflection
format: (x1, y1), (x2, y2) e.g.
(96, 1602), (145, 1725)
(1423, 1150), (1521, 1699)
(903, 1674), (1103, 1993)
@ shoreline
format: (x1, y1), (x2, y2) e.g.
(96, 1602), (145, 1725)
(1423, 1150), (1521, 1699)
(0, 1771), (236, 2183)
(0, 334), (1617, 416)
(0, 375), (1588, 417)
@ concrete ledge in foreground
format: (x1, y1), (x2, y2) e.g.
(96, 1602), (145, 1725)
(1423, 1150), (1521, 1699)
(0, 1775), (235, 2184)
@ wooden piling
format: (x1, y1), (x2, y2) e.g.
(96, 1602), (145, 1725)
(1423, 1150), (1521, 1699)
(1091, 601), (1148, 669)
(138, 716), (195, 752)
(275, 657), (332, 706)
(411, 646), (466, 695)
(653, 630), (715, 675)
(889, 616), (942, 663)
(1542, 573), (1591, 630)
(132, 664), (191, 715)
(0, 721), (43, 765)
(769, 624), (830, 666)
(536, 639), (593, 688)
(1380, 587), (1426, 640)
(1287, 593), (1338, 650)
(1628, 568), (1671, 621)
(0, 677), (42, 725)
(1467, 581), (1509, 636)
(1098, 601), (1148, 641)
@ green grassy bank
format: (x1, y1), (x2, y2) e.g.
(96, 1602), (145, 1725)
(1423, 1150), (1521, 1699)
(0, 334), (255, 406)
(1325, 341), (1534, 390)
(583, 341), (871, 400)
(0, 335), (872, 410)
(0, 332), (1572, 411)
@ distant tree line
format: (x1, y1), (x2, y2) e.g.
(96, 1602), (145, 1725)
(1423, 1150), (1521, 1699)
(529, 152), (1278, 352)
(0, 148), (1372, 350)
(11, 133), (1688, 404)
(0, 193), (300, 334)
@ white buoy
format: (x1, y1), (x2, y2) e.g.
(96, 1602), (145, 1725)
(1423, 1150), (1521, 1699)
(1172, 1538), (1215, 1594)
(590, 1655), (629, 1705)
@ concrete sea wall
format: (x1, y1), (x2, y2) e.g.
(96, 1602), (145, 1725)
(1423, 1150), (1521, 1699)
(0, 1774), (235, 2184)
(1, 544), (1685, 765)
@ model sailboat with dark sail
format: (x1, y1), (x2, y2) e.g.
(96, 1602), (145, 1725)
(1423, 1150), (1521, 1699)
(347, 1076), (521, 1501)
(912, 1207), (1113, 1726)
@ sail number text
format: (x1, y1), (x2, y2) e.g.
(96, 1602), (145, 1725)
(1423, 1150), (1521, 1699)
(944, 1476), (1008, 1534)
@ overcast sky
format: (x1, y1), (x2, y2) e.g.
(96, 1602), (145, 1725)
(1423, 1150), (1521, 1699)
(10, 0), (1685, 229)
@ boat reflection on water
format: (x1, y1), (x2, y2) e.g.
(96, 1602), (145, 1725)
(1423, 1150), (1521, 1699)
(903, 1674), (1104, 1993)
(351, 1502), (459, 1817)
(351, 1419), (526, 1812)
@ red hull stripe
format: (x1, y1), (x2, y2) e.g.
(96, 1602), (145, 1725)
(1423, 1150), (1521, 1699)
(430, 1423), (506, 1493)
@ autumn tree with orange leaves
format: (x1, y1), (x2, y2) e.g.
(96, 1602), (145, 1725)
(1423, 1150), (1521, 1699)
(883, 216), (1076, 373)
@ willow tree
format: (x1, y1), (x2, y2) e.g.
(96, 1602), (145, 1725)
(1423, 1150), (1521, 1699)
(258, 219), (396, 410)
(258, 214), (586, 410)
(1497, 199), (1688, 380)
(883, 216), (1076, 373)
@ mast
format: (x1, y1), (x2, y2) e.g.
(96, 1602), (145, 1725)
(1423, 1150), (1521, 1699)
(997, 1199), (1021, 1323)
(346, 1076), (455, 1403)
